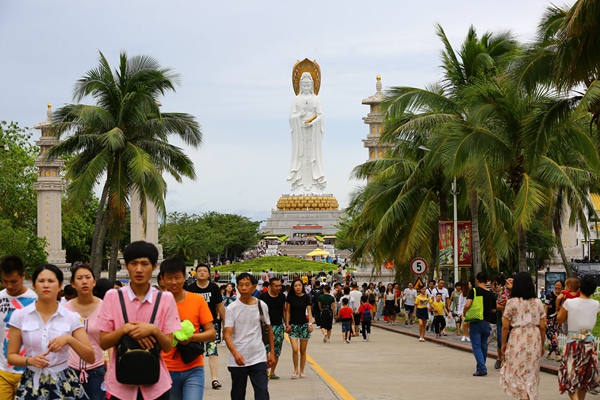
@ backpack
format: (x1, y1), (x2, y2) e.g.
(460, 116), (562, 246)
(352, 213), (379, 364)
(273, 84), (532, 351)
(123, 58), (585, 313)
(362, 304), (372, 322)
(116, 290), (163, 385)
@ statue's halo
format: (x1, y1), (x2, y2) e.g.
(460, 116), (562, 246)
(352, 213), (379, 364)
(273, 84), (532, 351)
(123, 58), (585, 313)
(292, 58), (321, 95)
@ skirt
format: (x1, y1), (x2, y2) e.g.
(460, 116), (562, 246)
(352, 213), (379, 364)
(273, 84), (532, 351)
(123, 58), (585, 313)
(15, 367), (87, 400)
(384, 300), (396, 316)
(558, 340), (600, 395)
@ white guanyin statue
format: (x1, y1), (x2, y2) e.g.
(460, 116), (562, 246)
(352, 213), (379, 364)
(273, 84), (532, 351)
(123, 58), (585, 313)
(287, 60), (327, 194)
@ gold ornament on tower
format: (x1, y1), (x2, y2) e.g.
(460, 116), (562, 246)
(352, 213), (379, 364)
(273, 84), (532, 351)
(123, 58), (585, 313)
(276, 195), (339, 211)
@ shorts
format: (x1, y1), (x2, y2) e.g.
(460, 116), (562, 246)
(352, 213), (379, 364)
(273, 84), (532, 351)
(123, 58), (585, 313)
(289, 323), (311, 340)
(341, 321), (352, 333)
(0, 369), (21, 400)
(265, 324), (284, 357)
(354, 313), (361, 326)
(205, 321), (221, 357)
(416, 308), (429, 320)
(404, 304), (414, 315)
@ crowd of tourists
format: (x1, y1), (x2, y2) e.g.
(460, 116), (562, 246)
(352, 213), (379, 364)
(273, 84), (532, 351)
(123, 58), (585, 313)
(1, 245), (599, 400)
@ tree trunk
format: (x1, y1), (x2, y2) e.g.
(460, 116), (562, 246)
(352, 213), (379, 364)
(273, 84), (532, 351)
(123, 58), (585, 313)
(553, 212), (573, 277)
(90, 182), (110, 277)
(470, 189), (482, 276)
(430, 230), (439, 280)
(108, 233), (120, 283)
(518, 226), (528, 272)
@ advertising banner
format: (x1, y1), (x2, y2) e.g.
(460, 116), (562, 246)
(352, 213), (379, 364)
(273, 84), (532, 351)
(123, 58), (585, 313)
(439, 221), (472, 267)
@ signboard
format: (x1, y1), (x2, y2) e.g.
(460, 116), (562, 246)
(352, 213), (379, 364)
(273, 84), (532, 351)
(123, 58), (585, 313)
(439, 221), (472, 267)
(414, 277), (424, 291)
(545, 272), (566, 293)
(410, 257), (428, 275)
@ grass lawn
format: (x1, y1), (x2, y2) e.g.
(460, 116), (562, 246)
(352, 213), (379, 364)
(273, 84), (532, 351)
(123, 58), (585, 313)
(205, 256), (345, 274)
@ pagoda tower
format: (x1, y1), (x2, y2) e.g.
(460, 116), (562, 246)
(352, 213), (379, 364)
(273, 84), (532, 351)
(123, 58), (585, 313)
(33, 104), (69, 270)
(362, 76), (392, 178)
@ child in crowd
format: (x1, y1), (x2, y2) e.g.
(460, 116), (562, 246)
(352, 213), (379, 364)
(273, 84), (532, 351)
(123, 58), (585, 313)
(358, 295), (373, 342)
(338, 298), (354, 344)
(430, 293), (450, 338)
(556, 277), (580, 311)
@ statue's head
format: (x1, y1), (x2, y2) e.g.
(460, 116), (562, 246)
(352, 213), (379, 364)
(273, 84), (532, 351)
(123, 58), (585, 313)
(300, 72), (314, 94)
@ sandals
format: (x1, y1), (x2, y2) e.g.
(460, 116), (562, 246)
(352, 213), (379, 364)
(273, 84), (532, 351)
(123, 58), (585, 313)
(212, 380), (222, 389)
(291, 373), (299, 379)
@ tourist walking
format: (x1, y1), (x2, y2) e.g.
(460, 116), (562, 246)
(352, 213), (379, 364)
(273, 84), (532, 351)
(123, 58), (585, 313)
(499, 272), (546, 400)
(556, 275), (600, 400)
(317, 285), (336, 343)
(224, 273), (274, 400)
(383, 284), (398, 325)
(0, 256), (37, 399)
(458, 282), (471, 342)
(98, 241), (181, 400)
(450, 282), (462, 334)
(545, 280), (564, 361)
(160, 258), (216, 400)
(7, 264), (95, 399)
(415, 287), (430, 342)
(463, 271), (497, 377)
(186, 263), (227, 390)
(285, 279), (313, 379)
(64, 264), (106, 400)
(402, 283), (417, 324)
(358, 295), (373, 341)
(259, 277), (286, 380)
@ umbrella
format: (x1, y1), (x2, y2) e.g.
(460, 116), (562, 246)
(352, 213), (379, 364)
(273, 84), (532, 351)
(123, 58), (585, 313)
(306, 249), (330, 257)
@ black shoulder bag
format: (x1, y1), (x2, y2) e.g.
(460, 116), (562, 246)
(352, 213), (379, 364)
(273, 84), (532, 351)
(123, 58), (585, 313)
(257, 300), (270, 345)
(116, 290), (162, 385)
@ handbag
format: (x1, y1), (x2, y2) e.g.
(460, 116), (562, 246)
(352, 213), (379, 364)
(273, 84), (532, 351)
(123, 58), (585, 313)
(116, 290), (162, 385)
(175, 341), (204, 364)
(257, 299), (270, 345)
(463, 287), (484, 322)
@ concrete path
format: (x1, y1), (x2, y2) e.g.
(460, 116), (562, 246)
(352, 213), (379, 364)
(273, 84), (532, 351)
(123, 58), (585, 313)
(202, 322), (562, 399)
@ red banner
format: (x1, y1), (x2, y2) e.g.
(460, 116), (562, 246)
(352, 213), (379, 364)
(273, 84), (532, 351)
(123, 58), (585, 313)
(384, 261), (394, 270)
(439, 221), (472, 267)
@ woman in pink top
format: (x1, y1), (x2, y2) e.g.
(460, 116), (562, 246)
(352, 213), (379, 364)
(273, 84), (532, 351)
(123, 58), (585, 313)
(65, 264), (106, 400)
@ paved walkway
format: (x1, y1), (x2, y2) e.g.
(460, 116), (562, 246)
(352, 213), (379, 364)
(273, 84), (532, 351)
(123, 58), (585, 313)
(202, 321), (562, 399)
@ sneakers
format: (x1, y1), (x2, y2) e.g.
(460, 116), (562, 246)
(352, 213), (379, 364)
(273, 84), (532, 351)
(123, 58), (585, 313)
(418, 338), (425, 342)
(344, 340), (350, 344)
(466, 337), (471, 342)
(461, 336), (467, 342)
(494, 359), (502, 370)
(363, 339), (367, 342)
(323, 334), (327, 343)
(473, 370), (487, 377)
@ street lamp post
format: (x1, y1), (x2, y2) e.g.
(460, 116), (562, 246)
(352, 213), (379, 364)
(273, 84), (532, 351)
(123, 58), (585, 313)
(451, 177), (459, 284)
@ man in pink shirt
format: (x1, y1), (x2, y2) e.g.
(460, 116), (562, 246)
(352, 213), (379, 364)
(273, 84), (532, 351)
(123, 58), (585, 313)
(98, 241), (181, 400)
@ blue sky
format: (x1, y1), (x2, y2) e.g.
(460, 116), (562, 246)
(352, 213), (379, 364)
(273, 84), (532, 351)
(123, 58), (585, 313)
(1, 0), (553, 222)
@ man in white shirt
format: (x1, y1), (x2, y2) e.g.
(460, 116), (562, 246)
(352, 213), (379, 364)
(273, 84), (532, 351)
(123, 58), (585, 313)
(0, 256), (37, 399)
(402, 283), (417, 324)
(349, 283), (362, 336)
(224, 273), (274, 400)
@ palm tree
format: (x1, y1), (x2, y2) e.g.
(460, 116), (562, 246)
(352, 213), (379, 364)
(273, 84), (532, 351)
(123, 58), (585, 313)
(371, 25), (519, 277)
(48, 51), (202, 277)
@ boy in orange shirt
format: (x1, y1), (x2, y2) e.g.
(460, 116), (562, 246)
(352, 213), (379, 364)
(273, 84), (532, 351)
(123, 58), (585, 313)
(160, 257), (216, 399)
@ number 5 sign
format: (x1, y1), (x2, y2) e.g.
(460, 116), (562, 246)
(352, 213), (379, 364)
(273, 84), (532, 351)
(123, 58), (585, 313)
(410, 258), (428, 275)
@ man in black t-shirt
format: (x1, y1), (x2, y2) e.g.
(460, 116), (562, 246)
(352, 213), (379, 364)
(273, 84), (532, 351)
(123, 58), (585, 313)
(186, 264), (226, 390)
(464, 271), (497, 377)
(311, 281), (323, 328)
(259, 277), (286, 380)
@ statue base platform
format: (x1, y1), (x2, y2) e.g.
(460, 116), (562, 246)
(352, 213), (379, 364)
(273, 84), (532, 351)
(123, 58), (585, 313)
(261, 194), (344, 237)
